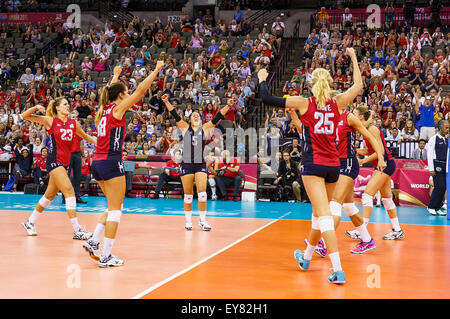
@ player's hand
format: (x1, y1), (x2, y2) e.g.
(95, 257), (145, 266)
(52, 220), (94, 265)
(258, 68), (269, 83)
(161, 94), (170, 103)
(36, 105), (45, 114)
(156, 60), (165, 71)
(357, 157), (364, 166)
(113, 66), (122, 77)
(346, 47), (356, 59)
(430, 170), (436, 177)
(377, 158), (387, 172)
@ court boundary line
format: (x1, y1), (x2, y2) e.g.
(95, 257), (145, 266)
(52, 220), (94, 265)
(131, 217), (281, 299)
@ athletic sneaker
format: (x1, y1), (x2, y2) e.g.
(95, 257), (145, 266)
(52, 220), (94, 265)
(382, 229), (404, 240)
(328, 270), (346, 284)
(294, 249), (310, 271)
(83, 240), (101, 260)
(73, 226), (93, 240)
(185, 222), (193, 231)
(98, 254), (124, 268)
(437, 209), (447, 216)
(304, 238), (327, 258)
(427, 208), (437, 216)
(344, 229), (360, 239)
(442, 202), (447, 210)
(211, 194), (218, 201)
(199, 220), (211, 231)
(350, 238), (377, 254)
(22, 220), (37, 236)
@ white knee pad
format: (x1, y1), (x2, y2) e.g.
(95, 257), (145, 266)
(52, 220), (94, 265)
(311, 215), (320, 230)
(106, 210), (121, 223)
(329, 201), (342, 217)
(198, 191), (207, 202)
(318, 216), (334, 233)
(65, 197), (76, 211)
(209, 178), (216, 187)
(362, 193), (373, 208)
(343, 203), (359, 216)
(382, 197), (396, 210)
(184, 194), (193, 204)
(38, 196), (51, 209)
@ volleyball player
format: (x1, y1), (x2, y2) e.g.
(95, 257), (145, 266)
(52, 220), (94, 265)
(258, 48), (363, 284)
(83, 62), (164, 267)
(161, 94), (230, 231)
(20, 98), (96, 239)
(345, 107), (404, 240)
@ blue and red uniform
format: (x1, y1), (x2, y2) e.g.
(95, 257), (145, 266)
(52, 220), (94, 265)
(363, 123), (396, 176)
(337, 110), (359, 179)
(92, 103), (127, 181)
(46, 117), (77, 173)
(180, 125), (207, 176)
(300, 96), (341, 183)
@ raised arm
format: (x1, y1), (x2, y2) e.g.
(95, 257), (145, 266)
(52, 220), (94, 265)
(113, 60), (165, 120)
(335, 48), (363, 111)
(258, 67), (309, 115)
(110, 65), (122, 85)
(348, 113), (386, 171)
(287, 108), (303, 134)
(21, 105), (53, 130)
(161, 93), (189, 133)
(75, 121), (97, 145)
(202, 104), (231, 133)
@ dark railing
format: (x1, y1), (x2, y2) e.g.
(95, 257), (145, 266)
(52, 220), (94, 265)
(247, 4), (274, 25)
(293, 19), (301, 38)
(386, 140), (421, 159)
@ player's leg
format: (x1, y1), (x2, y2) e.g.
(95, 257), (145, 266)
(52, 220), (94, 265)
(21, 175), (59, 236)
(181, 173), (195, 230)
(380, 177), (404, 240)
(195, 172), (210, 231)
(51, 166), (92, 239)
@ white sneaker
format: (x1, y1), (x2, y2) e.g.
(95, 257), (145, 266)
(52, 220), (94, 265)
(185, 222), (193, 231)
(83, 240), (101, 260)
(344, 229), (360, 239)
(442, 203), (447, 210)
(73, 226), (93, 240)
(22, 220), (37, 236)
(382, 229), (404, 240)
(199, 220), (212, 231)
(376, 200), (381, 207)
(99, 254), (124, 268)
(211, 194), (218, 201)
(427, 208), (437, 216)
(437, 209), (447, 216)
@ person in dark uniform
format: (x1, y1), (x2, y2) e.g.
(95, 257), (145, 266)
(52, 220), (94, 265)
(66, 110), (87, 204)
(426, 120), (449, 216)
(161, 93), (230, 231)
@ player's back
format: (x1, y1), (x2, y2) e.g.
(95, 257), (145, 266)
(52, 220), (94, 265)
(301, 96), (340, 166)
(337, 110), (356, 159)
(93, 103), (126, 161)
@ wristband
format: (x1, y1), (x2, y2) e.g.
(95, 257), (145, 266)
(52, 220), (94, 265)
(170, 108), (182, 122)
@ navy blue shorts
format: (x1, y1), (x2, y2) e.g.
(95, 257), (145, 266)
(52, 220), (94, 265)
(180, 163), (207, 176)
(46, 161), (68, 174)
(301, 164), (340, 183)
(339, 157), (360, 180)
(376, 159), (396, 176)
(91, 159), (125, 181)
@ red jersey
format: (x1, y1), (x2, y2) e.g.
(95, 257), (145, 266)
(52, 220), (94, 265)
(218, 158), (240, 178)
(93, 103), (126, 161)
(81, 156), (91, 175)
(47, 118), (77, 167)
(165, 160), (180, 177)
(363, 124), (393, 167)
(337, 110), (356, 159)
(72, 134), (82, 152)
(301, 96), (340, 166)
(34, 156), (47, 170)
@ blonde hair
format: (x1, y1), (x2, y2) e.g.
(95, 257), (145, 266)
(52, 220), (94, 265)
(46, 97), (65, 118)
(311, 68), (334, 109)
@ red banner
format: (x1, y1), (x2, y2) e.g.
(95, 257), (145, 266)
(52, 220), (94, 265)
(0, 12), (70, 24)
(353, 160), (430, 207)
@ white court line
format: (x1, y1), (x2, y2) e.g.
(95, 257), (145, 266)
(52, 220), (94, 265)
(132, 218), (280, 299)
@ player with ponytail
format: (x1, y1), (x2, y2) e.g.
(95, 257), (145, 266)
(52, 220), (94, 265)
(258, 47), (363, 284)
(20, 97), (97, 240)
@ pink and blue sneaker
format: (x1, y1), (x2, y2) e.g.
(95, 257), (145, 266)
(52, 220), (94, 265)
(350, 238), (377, 254)
(304, 238), (327, 258)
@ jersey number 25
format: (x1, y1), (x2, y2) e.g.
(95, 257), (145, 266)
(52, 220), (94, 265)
(314, 112), (334, 134)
